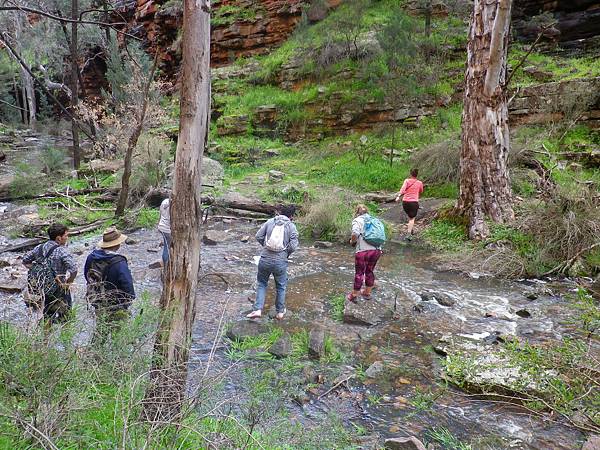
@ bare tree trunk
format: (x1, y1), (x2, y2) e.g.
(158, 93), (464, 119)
(14, 15), (35, 125)
(143, 0), (210, 423)
(114, 55), (158, 217)
(424, 1), (432, 37)
(456, 0), (514, 240)
(22, 69), (36, 125)
(70, 0), (81, 169)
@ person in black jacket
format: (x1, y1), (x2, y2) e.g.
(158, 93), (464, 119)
(84, 227), (135, 318)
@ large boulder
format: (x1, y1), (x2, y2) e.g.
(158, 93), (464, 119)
(384, 436), (427, 450)
(308, 327), (326, 360)
(201, 157), (224, 188)
(226, 320), (270, 341)
(269, 332), (292, 358)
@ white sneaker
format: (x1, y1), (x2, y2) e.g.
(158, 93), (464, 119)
(275, 309), (287, 320)
(246, 310), (262, 319)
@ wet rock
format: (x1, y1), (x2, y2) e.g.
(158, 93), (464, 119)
(269, 332), (292, 358)
(313, 241), (333, 249)
(226, 320), (270, 341)
(384, 436), (427, 450)
(484, 310), (513, 321)
(365, 360), (384, 378)
(483, 331), (506, 345)
(524, 292), (538, 300)
(302, 365), (318, 384)
(240, 235), (250, 243)
(147, 248), (159, 253)
(582, 434), (600, 450)
(413, 302), (436, 314)
(202, 230), (227, 245)
(344, 299), (391, 326)
(268, 170), (285, 183)
(0, 283), (22, 293)
(0, 259), (12, 268)
(515, 309), (531, 318)
(264, 148), (280, 157)
(148, 260), (162, 269)
(308, 327), (325, 360)
(125, 237), (138, 245)
(421, 291), (456, 307)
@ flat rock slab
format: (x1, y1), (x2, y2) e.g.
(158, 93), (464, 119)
(384, 436), (426, 450)
(343, 300), (391, 326)
(226, 320), (270, 341)
(203, 230), (230, 245)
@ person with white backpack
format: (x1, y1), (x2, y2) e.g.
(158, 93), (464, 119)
(247, 205), (299, 320)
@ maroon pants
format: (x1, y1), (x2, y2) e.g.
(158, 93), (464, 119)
(354, 250), (382, 291)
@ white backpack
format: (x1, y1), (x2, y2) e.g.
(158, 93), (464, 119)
(265, 222), (286, 251)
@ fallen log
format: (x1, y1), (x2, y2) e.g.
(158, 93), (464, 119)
(0, 238), (45, 254)
(364, 192), (396, 203)
(0, 187), (119, 203)
(0, 218), (108, 254)
(213, 198), (296, 215)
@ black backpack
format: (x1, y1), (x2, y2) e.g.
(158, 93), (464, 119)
(26, 244), (62, 309)
(85, 256), (122, 309)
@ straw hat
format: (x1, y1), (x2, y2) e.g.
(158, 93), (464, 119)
(98, 227), (128, 249)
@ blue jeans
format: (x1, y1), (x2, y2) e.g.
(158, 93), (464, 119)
(160, 231), (171, 265)
(253, 258), (288, 313)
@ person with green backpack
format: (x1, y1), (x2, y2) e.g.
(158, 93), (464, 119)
(347, 204), (385, 302)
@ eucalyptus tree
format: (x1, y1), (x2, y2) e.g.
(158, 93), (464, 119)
(457, 0), (514, 239)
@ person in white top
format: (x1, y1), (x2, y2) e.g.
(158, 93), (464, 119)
(157, 197), (171, 265)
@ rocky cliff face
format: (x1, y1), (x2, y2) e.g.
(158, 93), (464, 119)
(124, 0), (312, 75)
(513, 0), (600, 53)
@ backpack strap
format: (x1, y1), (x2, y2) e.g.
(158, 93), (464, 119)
(96, 255), (125, 281)
(42, 242), (60, 260)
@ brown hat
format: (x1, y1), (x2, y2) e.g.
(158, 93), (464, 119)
(98, 227), (128, 249)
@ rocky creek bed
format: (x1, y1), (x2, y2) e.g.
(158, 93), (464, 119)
(0, 207), (597, 449)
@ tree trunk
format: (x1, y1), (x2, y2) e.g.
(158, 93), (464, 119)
(14, 15), (35, 125)
(424, 3), (432, 37)
(143, 0), (210, 423)
(70, 0), (81, 169)
(22, 69), (36, 125)
(114, 56), (158, 217)
(456, 0), (514, 240)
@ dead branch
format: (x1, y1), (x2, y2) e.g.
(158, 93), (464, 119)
(542, 242), (600, 276)
(318, 374), (355, 400)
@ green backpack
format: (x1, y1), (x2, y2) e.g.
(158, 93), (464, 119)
(363, 215), (386, 247)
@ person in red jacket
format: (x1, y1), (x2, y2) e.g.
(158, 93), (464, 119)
(395, 168), (424, 239)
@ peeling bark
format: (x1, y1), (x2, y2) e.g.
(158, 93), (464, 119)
(144, 0), (210, 423)
(456, 0), (515, 240)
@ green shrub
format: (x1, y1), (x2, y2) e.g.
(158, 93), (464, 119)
(297, 194), (355, 242)
(40, 147), (68, 174)
(423, 218), (467, 252)
(10, 162), (45, 197)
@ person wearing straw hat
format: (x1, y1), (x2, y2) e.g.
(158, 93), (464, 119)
(84, 227), (135, 316)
